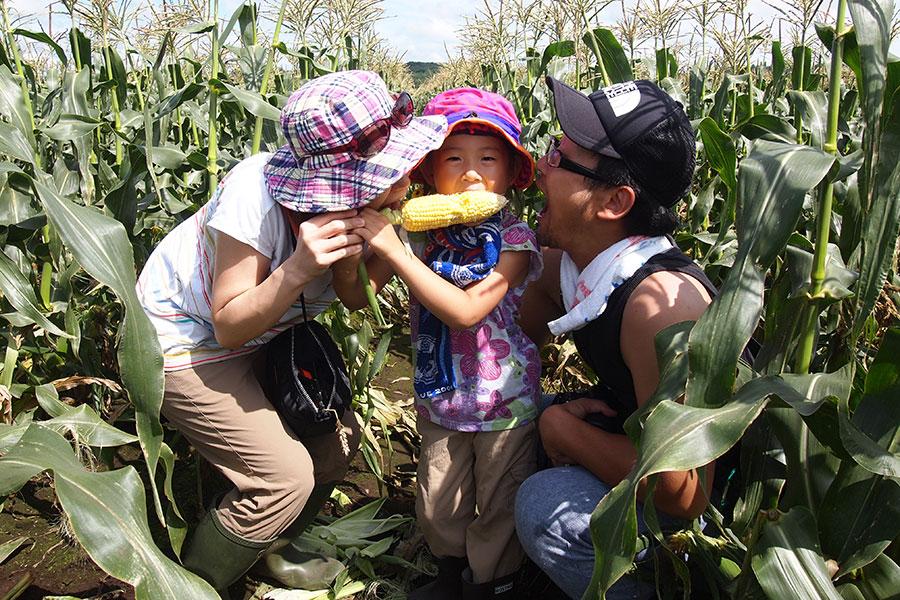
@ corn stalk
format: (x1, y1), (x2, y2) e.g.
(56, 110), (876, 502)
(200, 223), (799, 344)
(794, 0), (848, 374)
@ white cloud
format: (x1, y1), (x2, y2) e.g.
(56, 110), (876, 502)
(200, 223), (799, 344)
(374, 0), (482, 62)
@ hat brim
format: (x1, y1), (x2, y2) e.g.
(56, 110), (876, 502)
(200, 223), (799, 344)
(409, 119), (534, 189)
(265, 115), (448, 213)
(546, 77), (622, 160)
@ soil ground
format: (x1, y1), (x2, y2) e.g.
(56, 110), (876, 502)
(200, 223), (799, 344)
(0, 331), (566, 600)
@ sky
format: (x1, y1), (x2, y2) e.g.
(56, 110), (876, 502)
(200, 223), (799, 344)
(372, 0), (483, 62)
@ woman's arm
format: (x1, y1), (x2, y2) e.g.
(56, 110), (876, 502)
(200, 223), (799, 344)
(211, 209), (365, 349)
(355, 207), (530, 330)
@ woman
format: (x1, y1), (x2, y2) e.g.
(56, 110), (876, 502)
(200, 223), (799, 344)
(136, 70), (447, 591)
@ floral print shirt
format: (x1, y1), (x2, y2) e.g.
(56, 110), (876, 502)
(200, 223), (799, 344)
(410, 209), (543, 432)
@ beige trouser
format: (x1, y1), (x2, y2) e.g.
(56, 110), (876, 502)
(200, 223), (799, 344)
(163, 349), (361, 542)
(416, 416), (537, 584)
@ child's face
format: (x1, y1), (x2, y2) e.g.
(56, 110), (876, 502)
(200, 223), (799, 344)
(427, 133), (515, 195)
(367, 173), (411, 212)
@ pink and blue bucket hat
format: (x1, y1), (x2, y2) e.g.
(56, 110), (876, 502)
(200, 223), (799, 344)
(411, 87), (534, 189)
(264, 70), (448, 213)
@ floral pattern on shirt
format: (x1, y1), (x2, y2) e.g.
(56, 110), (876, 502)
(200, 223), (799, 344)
(411, 209), (543, 432)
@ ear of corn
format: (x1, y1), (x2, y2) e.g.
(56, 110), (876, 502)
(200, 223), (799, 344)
(400, 191), (508, 231)
(379, 207), (403, 225)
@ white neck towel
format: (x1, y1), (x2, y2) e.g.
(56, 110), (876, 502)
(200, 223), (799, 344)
(547, 235), (674, 336)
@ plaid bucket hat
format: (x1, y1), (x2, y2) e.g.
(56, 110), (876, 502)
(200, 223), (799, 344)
(411, 87), (534, 189)
(264, 70), (448, 213)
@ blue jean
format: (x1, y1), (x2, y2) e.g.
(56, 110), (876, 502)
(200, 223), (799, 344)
(515, 465), (682, 599)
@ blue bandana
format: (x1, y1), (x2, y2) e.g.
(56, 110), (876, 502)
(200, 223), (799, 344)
(413, 213), (503, 399)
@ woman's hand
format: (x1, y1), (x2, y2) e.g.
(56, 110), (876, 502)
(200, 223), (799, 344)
(282, 210), (366, 285)
(211, 210), (365, 349)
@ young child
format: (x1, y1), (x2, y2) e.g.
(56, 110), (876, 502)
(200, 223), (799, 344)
(336, 88), (541, 599)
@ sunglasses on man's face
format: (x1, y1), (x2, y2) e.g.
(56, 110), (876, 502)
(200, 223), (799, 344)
(546, 138), (606, 181)
(316, 91), (415, 158)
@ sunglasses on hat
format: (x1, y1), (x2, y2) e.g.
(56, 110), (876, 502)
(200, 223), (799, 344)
(313, 91), (415, 158)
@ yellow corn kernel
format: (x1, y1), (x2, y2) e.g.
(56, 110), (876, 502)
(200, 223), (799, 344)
(400, 191), (508, 231)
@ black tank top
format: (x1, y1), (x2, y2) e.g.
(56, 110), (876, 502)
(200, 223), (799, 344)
(571, 247), (716, 430)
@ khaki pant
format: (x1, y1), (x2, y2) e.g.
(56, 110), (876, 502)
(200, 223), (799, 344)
(163, 349), (361, 542)
(416, 416), (537, 583)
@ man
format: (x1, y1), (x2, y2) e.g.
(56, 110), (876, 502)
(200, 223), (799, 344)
(514, 78), (715, 600)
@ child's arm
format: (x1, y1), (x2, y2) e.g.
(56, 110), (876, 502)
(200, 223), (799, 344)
(331, 251), (397, 311)
(355, 207), (530, 330)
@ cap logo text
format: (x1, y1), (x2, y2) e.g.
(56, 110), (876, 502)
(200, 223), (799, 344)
(602, 81), (641, 117)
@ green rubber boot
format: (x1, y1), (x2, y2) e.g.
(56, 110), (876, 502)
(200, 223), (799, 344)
(182, 507), (272, 592)
(256, 483), (345, 589)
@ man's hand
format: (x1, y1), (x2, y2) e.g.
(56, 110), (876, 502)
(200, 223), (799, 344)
(556, 397), (616, 421)
(540, 398), (617, 467)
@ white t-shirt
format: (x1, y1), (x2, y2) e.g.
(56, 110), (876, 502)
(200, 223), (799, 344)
(136, 152), (336, 371)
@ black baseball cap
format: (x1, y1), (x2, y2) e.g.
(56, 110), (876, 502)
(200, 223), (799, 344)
(545, 77), (695, 208)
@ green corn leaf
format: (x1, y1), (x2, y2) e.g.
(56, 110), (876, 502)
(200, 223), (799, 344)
(838, 328), (900, 478)
(851, 89), (900, 341)
(12, 28), (68, 66)
(784, 244), (858, 302)
(788, 91), (829, 150)
(68, 28), (92, 71)
(584, 375), (782, 598)
(697, 117), (737, 191)
(792, 45), (814, 91)
(175, 21), (217, 34)
(154, 82), (205, 120)
(104, 45), (128, 107)
(0, 121), (37, 165)
(688, 59), (707, 120)
(0, 536), (28, 564)
(40, 114), (103, 141)
(737, 114), (798, 143)
(582, 28), (632, 84)
(0, 247), (69, 337)
(0, 168), (41, 225)
(818, 455), (900, 578)
(33, 384), (138, 448)
(217, 79), (281, 121)
(858, 553), (900, 599)
(0, 424), (218, 599)
(686, 140), (833, 407)
(148, 144), (188, 169)
(0, 66), (37, 152)
(751, 507), (843, 600)
(26, 174), (170, 529)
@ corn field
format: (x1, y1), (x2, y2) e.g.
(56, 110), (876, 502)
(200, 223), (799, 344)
(0, 0), (900, 598)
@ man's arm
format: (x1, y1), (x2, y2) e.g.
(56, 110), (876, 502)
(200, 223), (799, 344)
(539, 269), (714, 520)
(621, 270), (714, 518)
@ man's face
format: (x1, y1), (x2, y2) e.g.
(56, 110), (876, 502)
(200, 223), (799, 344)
(534, 135), (600, 249)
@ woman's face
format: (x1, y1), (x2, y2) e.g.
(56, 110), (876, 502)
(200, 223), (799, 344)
(366, 173), (411, 212)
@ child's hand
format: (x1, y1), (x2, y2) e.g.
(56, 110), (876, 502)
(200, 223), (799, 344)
(355, 207), (406, 263)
